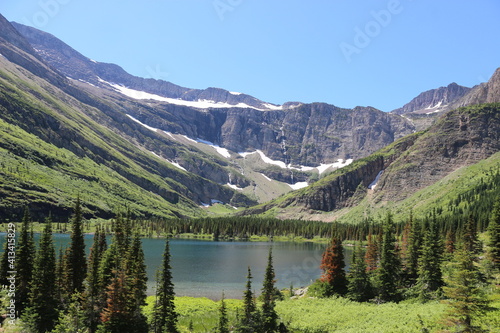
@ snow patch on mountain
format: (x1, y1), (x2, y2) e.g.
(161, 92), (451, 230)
(368, 170), (384, 190)
(126, 114), (158, 132)
(289, 182), (309, 190)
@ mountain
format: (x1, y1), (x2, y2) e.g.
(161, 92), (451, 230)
(246, 103), (500, 222)
(392, 82), (471, 115)
(450, 67), (500, 108)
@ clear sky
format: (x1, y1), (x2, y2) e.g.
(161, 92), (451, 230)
(1, 0), (499, 111)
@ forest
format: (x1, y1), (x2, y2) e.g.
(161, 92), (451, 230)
(0, 195), (499, 332)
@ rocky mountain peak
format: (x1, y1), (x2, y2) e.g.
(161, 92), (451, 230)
(450, 67), (500, 108)
(391, 82), (471, 115)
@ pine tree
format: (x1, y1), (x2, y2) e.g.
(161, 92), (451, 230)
(152, 240), (179, 333)
(402, 213), (423, 284)
(0, 239), (10, 286)
(25, 217), (59, 332)
(364, 232), (379, 272)
(261, 249), (279, 332)
(84, 227), (107, 333)
(347, 243), (373, 302)
(376, 212), (401, 302)
(63, 196), (87, 296)
(319, 236), (348, 296)
(487, 200), (500, 269)
(98, 270), (131, 333)
(16, 207), (35, 314)
(443, 248), (491, 331)
(124, 233), (148, 332)
(52, 293), (88, 333)
(416, 217), (444, 301)
(218, 292), (229, 333)
(237, 267), (261, 333)
(463, 214), (480, 255)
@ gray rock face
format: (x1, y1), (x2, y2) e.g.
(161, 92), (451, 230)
(450, 68), (500, 108)
(392, 82), (471, 115)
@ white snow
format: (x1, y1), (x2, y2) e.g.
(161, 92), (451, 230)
(260, 173), (273, 182)
(163, 131), (177, 140)
(368, 170), (384, 190)
(227, 183), (243, 191)
(229, 91), (242, 95)
(126, 114), (158, 132)
(262, 103), (283, 111)
(149, 151), (187, 171)
(194, 138), (231, 158)
(316, 159), (354, 174)
(99, 78), (282, 111)
(289, 182), (309, 190)
(240, 151), (353, 174)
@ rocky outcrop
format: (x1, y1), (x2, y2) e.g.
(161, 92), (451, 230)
(450, 68), (500, 108)
(392, 82), (470, 115)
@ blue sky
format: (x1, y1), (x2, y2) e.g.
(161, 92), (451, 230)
(1, 0), (500, 111)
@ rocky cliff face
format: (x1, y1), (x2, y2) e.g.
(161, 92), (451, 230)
(392, 82), (470, 115)
(450, 68), (500, 108)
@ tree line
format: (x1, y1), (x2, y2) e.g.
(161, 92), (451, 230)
(315, 201), (500, 332)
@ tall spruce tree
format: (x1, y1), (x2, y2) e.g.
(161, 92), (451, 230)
(402, 213), (423, 284)
(98, 269), (131, 333)
(218, 292), (229, 333)
(347, 243), (373, 302)
(261, 249), (279, 332)
(416, 216), (444, 301)
(63, 196), (87, 296)
(84, 227), (107, 333)
(16, 207), (35, 314)
(237, 267), (261, 333)
(319, 236), (347, 296)
(364, 232), (379, 272)
(152, 240), (179, 333)
(124, 233), (148, 332)
(443, 248), (491, 331)
(376, 212), (401, 302)
(488, 200), (500, 269)
(25, 217), (59, 332)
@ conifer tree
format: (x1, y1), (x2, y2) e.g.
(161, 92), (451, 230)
(16, 207), (35, 314)
(52, 293), (88, 333)
(63, 196), (87, 295)
(152, 240), (179, 333)
(124, 233), (148, 332)
(443, 248), (491, 331)
(84, 227), (107, 333)
(25, 217), (59, 332)
(218, 292), (229, 333)
(261, 249), (279, 332)
(237, 267), (261, 333)
(347, 243), (373, 302)
(364, 232), (379, 272)
(319, 236), (347, 296)
(463, 214), (480, 255)
(376, 212), (401, 302)
(487, 200), (500, 269)
(416, 216), (444, 301)
(0, 239), (10, 286)
(402, 212), (422, 284)
(98, 270), (130, 333)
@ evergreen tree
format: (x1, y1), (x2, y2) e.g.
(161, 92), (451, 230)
(218, 292), (229, 333)
(319, 236), (348, 296)
(84, 227), (107, 333)
(16, 207), (35, 314)
(0, 239), (10, 286)
(237, 267), (261, 333)
(488, 200), (500, 269)
(443, 248), (491, 331)
(152, 240), (179, 333)
(261, 249), (279, 332)
(98, 270), (131, 333)
(445, 230), (455, 255)
(463, 214), (480, 255)
(416, 216), (444, 301)
(124, 233), (148, 332)
(52, 293), (88, 333)
(364, 232), (379, 272)
(25, 217), (59, 332)
(402, 213), (422, 284)
(347, 243), (373, 302)
(63, 196), (87, 296)
(376, 212), (401, 302)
